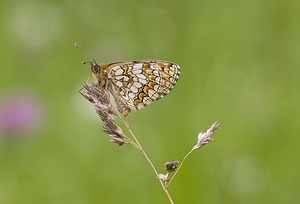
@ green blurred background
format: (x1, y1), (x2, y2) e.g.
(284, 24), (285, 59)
(1, 0), (299, 203)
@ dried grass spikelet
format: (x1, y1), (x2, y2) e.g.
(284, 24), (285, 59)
(80, 82), (128, 146)
(192, 121), (221, 151)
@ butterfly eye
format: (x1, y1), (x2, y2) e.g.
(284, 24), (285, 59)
(92, 64), (100, 74)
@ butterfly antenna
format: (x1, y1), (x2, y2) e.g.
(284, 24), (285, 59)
(75, 43), (96, 64)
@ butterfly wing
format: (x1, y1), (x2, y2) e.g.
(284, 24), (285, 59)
(106, 60), (180, 111)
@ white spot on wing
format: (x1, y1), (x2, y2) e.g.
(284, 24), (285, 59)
(116, 81), (123, 87)
(129, 92), (135, 99)
(133, 82), (142, 88)
(130, 85), (138, 93)
(132, 63), (143, 70)
(139, 78), (147, 84)
(136, 74), (146, 79)
(132, 69), (142, 74)
(123, 76), (129, 81)
(112, 66), (123, 75)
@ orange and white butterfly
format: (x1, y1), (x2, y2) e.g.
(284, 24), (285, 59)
(76, 44), (180, 116)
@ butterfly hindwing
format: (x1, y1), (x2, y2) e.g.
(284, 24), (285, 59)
(107, 60), (180, 111)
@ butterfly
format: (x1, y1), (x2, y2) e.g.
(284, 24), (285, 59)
(76, 44), (180, 116)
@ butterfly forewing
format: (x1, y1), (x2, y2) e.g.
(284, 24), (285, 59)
(106, 60), (180, 112)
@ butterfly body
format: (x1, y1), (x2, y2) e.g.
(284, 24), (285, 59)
(88, 60), (180, 116)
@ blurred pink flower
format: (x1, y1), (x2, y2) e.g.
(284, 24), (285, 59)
(0, 91), (45, 139)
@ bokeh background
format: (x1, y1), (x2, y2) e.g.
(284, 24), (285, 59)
(1, 0), (299, 203)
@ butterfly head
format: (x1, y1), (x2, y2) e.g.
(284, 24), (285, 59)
(89, 62), (100, 74)
(84, 61), (108, 86)
(83, 61), (101, 84)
